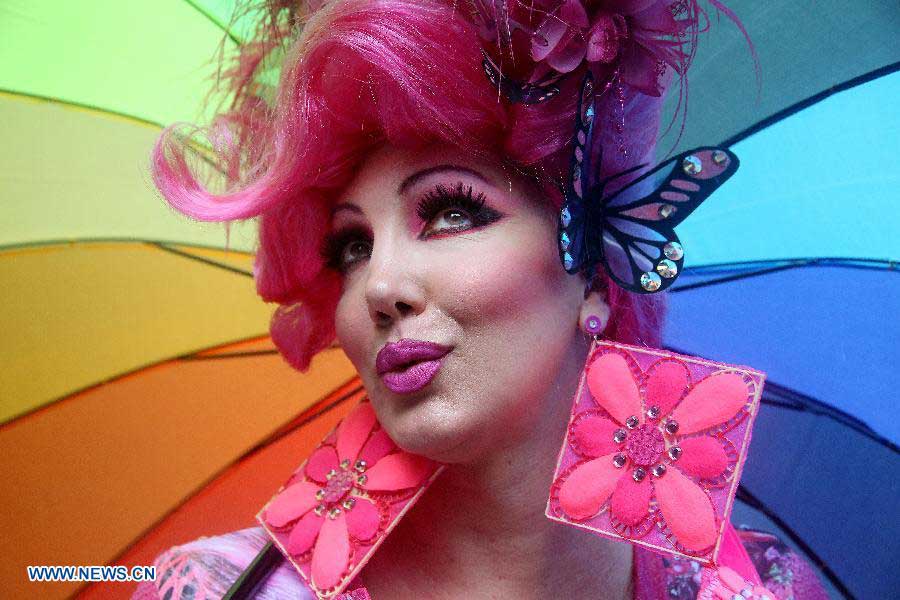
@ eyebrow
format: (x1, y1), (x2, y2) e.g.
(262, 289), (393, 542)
(398, 164), (492, 194)
(331, 164), (494, 218)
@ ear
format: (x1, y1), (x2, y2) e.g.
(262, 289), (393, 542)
(579, 285), (611, 336)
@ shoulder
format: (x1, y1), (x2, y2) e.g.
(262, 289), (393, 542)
(639, 528), (829, 600)
(132, 527), (314, 600)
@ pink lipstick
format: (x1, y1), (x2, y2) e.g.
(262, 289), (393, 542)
(376, 339), (451, 394)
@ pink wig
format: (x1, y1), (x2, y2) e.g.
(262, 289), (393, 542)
(152, 0), (676, 371)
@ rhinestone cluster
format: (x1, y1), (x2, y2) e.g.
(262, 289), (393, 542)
(313, 459), (368, 520)
(608, 414), (683, 482)
(559, 206), (576, 271)
(639, 241), (685, 292)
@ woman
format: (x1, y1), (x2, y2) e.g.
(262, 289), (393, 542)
(137, 0), (828, 598)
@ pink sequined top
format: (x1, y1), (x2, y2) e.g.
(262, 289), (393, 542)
(132, 525), (828, 599)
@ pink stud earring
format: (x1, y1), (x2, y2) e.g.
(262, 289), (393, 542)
(583, 314), (605, 337)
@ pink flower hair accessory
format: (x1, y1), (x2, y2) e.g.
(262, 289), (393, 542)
(546, 339), (766, 565)
(474, 0), (713, 99)
(258, 401), (443, 599)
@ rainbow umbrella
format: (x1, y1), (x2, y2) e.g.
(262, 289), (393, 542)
(1, 2), (897, 599)
(1, 3), (356, 598)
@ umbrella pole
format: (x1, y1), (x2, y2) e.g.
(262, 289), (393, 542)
(222, 541), (284, 600)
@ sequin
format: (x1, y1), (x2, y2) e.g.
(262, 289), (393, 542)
(658, 204), (675, 218)
(560, 231), (571, 251)
(640, 272), (662, 292)
(663, 241), (684, 260)
(656, 259), (678, 278)
(713, 150), (728, 165)
(563, 252), (575, 271)
(560, 206), (571, 228)
(682, 155), (702, 175)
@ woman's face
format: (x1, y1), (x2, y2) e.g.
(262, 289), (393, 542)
(328, 144), (592, 463)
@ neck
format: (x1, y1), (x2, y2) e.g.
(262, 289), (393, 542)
(360, 342), (633, 599)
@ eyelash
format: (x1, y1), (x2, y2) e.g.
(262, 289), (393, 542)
(320, 182), (503, 272)
(416, 182), (500, 236)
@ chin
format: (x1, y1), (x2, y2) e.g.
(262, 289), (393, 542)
(368, 387), (483, 463)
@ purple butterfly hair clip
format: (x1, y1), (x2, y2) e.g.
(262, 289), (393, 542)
(558, 71), (740, 294)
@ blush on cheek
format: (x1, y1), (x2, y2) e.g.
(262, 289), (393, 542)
(445, 232), (567, 321)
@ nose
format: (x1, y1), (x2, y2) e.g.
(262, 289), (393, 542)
(364, 238), (426, 328)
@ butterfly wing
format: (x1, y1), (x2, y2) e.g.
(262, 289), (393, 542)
(593, 147), (740, 293)
(559, 72), (597, 275)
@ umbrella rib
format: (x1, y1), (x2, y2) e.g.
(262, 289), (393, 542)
(89, 382), (365, 586)
(182, 349), (279, 360)
(736, 485), (857, 600)
(721, 61), (900, 148)
(149, 242), (254, 278)
(0, 333), (272, 431)
(663, 346), (898, 453)
(181, 0), (242, 46)
(760, 383), (898, 454)
(0, 237), (253, 256)
(673, 260), (809, 291)
(0, 87), (163, 129)
(671, 257), (897, 292)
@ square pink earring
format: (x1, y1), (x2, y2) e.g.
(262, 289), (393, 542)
(546, 336), (766, 566)
(257, 401), (443, 599)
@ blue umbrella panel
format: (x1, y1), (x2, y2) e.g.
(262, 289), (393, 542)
(665, 66), (900, 599)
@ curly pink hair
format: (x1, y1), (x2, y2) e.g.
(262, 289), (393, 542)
(152, 0), (680, 371)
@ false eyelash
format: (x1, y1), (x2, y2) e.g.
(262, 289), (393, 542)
(320, 225), (371, 272)
(415, 182), (500, 230)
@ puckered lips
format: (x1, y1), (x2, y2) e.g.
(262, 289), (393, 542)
(375, 339), (452, 395)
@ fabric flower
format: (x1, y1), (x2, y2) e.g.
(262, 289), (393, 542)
(528, 0), (689, 94)
(557, 350), (751, 553)
(263, 402), (435, 591)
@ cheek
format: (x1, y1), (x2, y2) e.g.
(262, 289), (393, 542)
(334, 278), (372, 365)
(435, 224), (574, 325)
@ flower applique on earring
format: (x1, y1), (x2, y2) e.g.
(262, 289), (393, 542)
(258, 401), (443, 599)
(546, 338), (766, 567)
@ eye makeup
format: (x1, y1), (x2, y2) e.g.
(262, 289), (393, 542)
(415, 182), (503, 238)
(320, 181), (505, 272)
